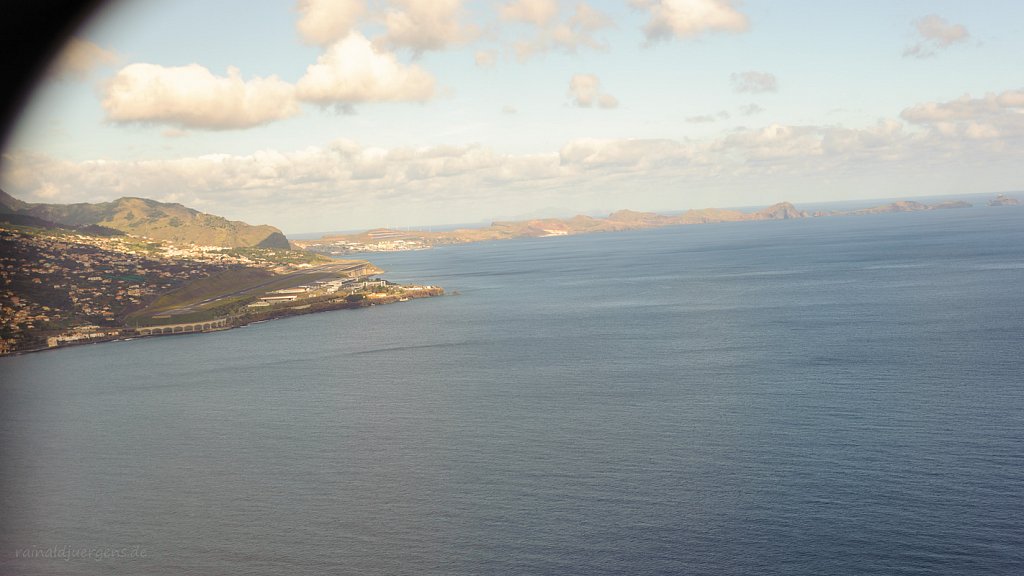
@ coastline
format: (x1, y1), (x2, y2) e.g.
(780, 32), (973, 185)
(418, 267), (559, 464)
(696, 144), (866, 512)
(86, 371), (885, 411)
(2, 286), (444, 357)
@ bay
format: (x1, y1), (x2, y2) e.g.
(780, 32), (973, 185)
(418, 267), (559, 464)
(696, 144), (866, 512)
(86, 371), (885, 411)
(2, 206), (1023, 575)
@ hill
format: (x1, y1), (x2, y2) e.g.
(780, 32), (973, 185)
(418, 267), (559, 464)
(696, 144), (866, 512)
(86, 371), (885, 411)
(0, 189), (289, 248)
(988, 194), (1020, 206)
(294, 201), (811, 255)
(294, 198), (983, 256)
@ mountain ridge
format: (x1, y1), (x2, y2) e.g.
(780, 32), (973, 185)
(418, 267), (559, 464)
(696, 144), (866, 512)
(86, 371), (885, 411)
(0, 190), (289, 248)
(292, 197), (1023, 256)
(294, 201), (813, 254)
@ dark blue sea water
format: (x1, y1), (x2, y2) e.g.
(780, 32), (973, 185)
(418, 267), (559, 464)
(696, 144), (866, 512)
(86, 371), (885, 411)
(2, 206), (1023, 575)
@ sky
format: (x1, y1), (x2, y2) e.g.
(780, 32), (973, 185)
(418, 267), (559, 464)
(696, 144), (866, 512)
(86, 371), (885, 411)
(1, 0), (1022, 234)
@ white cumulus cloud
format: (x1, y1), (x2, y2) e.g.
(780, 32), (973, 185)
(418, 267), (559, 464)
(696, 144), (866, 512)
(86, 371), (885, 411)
(904, 14), (969, 58)
(721, 124), (824, 160)
(560, 138), (691, 170)
(568, 74), (619, 109)
(900, 89), (1024, 140)
(821, 120), (907, 157)
(296, 32), (436, 105)
(639, 0), (749, 43)
(296, 0), (366, 45)
(378, 0), (476, 52)
(102, 63), (300, 129)
(501, 0), (612, 60)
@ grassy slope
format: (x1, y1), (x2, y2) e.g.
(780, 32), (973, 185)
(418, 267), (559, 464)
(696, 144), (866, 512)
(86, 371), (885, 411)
(8, 194), (285, 248)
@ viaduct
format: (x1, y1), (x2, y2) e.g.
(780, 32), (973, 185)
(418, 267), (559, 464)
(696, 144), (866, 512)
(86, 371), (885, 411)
(135, 317), (229, 336)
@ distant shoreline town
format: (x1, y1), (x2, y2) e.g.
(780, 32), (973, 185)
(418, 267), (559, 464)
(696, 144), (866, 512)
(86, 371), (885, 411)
(1, 189), (1019, 356)
(294, 194), (1021, 256)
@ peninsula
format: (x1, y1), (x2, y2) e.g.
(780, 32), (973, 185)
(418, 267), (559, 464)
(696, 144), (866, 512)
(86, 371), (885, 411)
(1, 191), (442, 356)
(293, 195), (1012, 256)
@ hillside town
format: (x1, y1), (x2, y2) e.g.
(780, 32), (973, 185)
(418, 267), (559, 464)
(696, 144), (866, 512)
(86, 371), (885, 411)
(299, 229), (434, 256)
(1, 225), (439, 355)
(2, 227), (227, 353)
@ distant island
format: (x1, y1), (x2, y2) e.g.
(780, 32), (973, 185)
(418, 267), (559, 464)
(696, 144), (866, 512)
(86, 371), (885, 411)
(989, 194), (1021, 207)
(0, 190), (442, 356)
(294, 195), (1017, 256)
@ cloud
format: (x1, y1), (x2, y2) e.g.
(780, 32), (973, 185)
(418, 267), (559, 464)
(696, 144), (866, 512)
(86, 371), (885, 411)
(33, 182), (62, 199)
(296, 0), (366, 45)
(916, 14), (969, 45)
(821, 119), (907, 157)
(731, 71), (777, 93)
(639, 0), (749, 43)
(900, 89), (1024, 140)
(378, 0), (476, 52)
(296, 32), (435, 105)
(559, 138), (692, 171)
(8, 97), (1023, 231)
(720, 124), (825, 160)
(568, 74), (619, 109)
(7, 137), (698, 226)
(50, 38), (117, 80)
(102, 63), (300, 129)
(501, 0), (613, 60)
(102, 32), (438, 130)
(904, 14), (969, 58)
(0, 142), (567, 229)
(572, 2), (613, 31)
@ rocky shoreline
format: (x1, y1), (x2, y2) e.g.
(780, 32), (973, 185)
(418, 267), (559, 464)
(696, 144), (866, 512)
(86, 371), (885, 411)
(4, 286), (444, 357)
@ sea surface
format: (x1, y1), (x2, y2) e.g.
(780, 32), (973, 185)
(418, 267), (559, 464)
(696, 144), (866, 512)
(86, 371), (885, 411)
(2, 206), (1023, 575)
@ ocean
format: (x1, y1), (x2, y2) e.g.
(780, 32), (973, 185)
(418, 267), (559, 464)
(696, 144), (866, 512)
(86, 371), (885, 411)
(2, 205), (1023, 575)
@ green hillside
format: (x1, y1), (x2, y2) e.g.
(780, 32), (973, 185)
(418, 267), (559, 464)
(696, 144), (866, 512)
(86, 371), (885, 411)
(0, 190), (289, 248)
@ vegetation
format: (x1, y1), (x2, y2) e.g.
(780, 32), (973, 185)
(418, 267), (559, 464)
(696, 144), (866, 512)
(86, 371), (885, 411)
(1, 190), (287, 248)
(219, 246), (334, 266)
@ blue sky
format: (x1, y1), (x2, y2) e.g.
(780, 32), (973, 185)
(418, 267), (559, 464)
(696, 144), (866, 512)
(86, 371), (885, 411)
(2, 0), (1022, 234)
